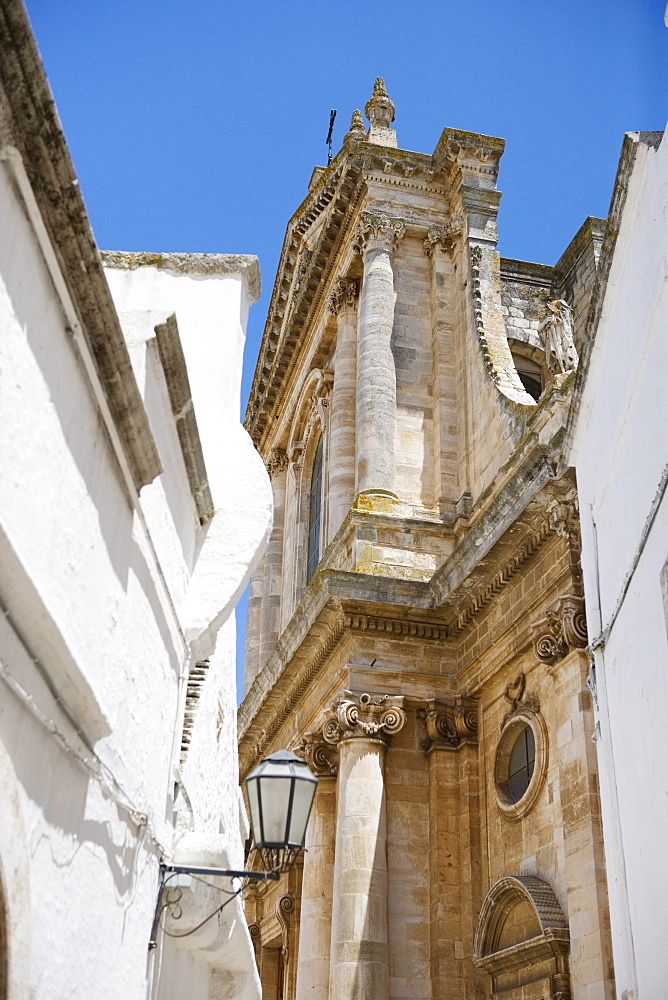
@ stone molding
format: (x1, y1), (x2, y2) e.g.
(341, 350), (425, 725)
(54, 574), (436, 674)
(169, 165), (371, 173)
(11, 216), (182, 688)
(328, 277), (360, 315)
(470, 245), (501, 386)
(474, 875), (570, 998)
(294, 732), (339, 777)
(343, 613), (448, 642)
(353, 210), (406, 256)
(419, 696), (478, 751)
(266, 447), (289, 479)
(322, 691), (406, 745)
(423, 218), (464, 258)
(532, 595), (588, 666)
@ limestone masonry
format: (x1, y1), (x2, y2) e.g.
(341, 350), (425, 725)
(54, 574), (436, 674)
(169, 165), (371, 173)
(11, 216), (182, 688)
(241, 79), (616, 1000)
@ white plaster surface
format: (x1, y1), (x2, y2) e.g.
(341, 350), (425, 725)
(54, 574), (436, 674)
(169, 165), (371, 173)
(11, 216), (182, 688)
(0, 153), (270, 999)
(572, 127), (668, 1000)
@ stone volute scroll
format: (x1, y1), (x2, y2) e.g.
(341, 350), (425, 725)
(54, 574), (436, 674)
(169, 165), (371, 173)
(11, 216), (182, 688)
(419, 696), (478, 751)
(294, 731), (339, 777)
(538, 298), (578, 375)
(532, 596), (588, 668)
(322, 691), (406, 745)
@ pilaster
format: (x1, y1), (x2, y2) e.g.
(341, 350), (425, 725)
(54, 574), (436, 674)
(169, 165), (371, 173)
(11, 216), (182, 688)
(259, 449), (288, 668)
(328, 277), (359, 540)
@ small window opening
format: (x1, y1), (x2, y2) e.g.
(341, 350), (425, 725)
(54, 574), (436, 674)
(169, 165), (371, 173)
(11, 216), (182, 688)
(507, 725), (536, 803)
(306, 437), (323, 582)
(512, 352), (543, 401)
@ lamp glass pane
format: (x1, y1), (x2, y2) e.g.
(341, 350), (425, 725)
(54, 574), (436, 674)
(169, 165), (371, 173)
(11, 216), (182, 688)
(257, 775), (292, 845)
(287, 776), (317, 847)
(246, 774), (261, 842)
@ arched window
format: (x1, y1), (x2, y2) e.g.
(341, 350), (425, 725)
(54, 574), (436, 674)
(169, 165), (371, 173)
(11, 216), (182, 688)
(306, 437), (323, 582)
(511, 351), (543, 401)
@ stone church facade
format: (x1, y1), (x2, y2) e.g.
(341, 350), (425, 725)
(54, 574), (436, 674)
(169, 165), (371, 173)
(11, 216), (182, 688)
(240, 81), (614, 1000)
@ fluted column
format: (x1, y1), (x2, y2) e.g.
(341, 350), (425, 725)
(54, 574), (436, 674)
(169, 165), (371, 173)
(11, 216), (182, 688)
(327, 278), (359, 540)
(294, 735), (339, 1000)
(353, 212), (405, 497)
(259, 449), (287, 668)
(324, 691), (406, 1000)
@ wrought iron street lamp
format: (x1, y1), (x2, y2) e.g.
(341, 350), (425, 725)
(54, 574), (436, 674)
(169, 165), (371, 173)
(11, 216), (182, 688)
(149, 748), (318, 949)
(246, 749), (319, 873)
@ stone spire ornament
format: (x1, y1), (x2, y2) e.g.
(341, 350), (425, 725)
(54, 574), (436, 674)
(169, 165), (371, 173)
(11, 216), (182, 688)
(344, 109), (366, 145)
(364, 77), (397, 148)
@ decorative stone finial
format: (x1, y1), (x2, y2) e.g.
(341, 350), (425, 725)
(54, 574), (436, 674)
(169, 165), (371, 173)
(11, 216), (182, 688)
(364, 77), (397, 148)
(344, 109), (366, 144)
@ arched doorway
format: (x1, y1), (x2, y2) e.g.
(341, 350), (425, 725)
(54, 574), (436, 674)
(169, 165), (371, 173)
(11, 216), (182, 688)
(474, 875), (571, 1000)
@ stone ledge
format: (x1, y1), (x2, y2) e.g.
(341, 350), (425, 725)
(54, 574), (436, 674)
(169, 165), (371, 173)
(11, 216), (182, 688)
(101, 251), (261, 303)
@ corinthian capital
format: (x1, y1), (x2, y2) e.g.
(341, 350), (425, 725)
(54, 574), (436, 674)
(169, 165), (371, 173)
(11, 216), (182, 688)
(266, 447), (288, 479)
(423, 217), (464, 258)
(419, 697), (478, 751)
(322, 691), (406, 745)
(328, 277), (360, 316)
(353, 210), (406, 256)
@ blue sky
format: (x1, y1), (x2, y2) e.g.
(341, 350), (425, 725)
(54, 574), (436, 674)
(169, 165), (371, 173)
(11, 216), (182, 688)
(26, 0), (667, 698)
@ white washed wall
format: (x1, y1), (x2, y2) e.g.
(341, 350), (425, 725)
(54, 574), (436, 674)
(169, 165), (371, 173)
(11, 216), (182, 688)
(0, 150), (271, 1000)
(572, 128), (668, 1000)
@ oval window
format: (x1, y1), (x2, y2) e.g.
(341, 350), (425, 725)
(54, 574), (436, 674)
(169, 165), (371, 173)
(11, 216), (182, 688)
(507, 725), (535, 803)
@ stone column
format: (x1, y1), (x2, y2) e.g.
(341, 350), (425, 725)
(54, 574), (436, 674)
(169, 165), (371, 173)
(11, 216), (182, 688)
(259, 448), (288, 669)
(324, 691), (406, 1000)
(294, 735), (339, 1000)
(327, 277), (359, 540)
(353, 211), (405, 497)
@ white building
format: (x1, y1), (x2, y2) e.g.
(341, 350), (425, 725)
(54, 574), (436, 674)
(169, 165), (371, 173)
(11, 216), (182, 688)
(569, 126), (668, 1000)
(0, 2), (271, 997)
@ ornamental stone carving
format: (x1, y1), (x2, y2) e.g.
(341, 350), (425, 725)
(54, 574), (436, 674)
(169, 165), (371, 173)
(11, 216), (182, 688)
(364, 77), (395, 129)
(538, 299), (578, 375)
(266, 447), (288, 478)
(322, 691), (406, 745)
(533, 595), (588, 666)
(294, 732), (339, 777)
(328, 277), (360, 316)
(419, 696), (478, 751)
(502, 672), (540, 726)
(344, 109), (366, 144)
(353, 210), (406, 256)
(423, 217), (464, 257)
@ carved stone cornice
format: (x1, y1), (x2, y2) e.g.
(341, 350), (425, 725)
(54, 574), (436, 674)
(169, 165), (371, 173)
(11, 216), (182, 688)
(502, 672), (540, 727)
(328, 277), (360, 316)
(423, 218), (464, 258)
(353, 210), (406, 256)
(419, 696), (478, 751)
(294, 732), (339, 777)
(266, 447), (289, 479)
(532, 595), (587, 666)
(343, 612), (448, 642)
(322, 691), (406, 745)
